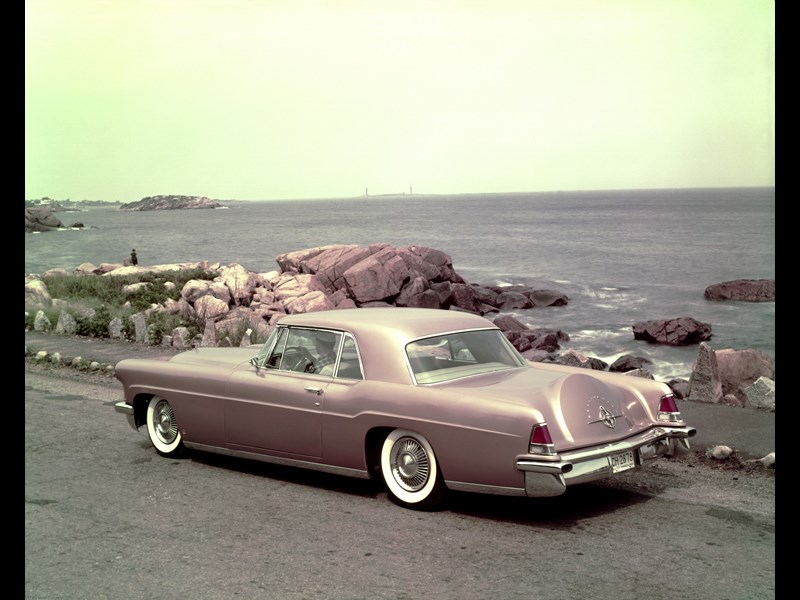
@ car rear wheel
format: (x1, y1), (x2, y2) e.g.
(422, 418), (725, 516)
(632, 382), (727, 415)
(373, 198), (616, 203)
(146, 396), (184, 457)
(380, 429), (445, 510)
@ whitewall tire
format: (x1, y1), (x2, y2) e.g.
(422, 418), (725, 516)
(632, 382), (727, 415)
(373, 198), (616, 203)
(380, 429), (445, 510)
(146, 396), (184, 457)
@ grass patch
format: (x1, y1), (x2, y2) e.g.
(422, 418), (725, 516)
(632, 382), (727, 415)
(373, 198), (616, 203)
(26, 267), (217, 342)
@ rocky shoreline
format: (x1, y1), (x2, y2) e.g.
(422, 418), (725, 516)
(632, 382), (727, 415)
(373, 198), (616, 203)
(25, 195), (224, 232)
(25, 243), (775, 411)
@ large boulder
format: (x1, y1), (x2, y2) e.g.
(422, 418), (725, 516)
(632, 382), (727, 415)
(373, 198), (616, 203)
(744, 377), (776, 411)
(687, 342), (723, 404)
(704, 279), (775, 302)
(445, 283), (483, 313)
(715, 348), (775, 405)
(553, 350), (608, 371)
(302, 245), (372, 291)
(343, 248), (410, 304)
(194, 295), (230, 322)
(25, 207), (63, 232)
(688, 342), (775, 409)
(272, 273), (327, 301)
(25, 279), (52, 308)
(480, 285), (569, 309)
(609, 354), (653, 373)
(632, 317), (712, 345)
(219, 263), (258, 304)
(525, 289), (569, 307)
(395, 246), (463, 283)
(283, 290), (336, 314)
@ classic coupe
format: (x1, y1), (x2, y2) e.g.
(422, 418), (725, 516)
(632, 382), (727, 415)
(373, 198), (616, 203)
(114, 307), (696, 510)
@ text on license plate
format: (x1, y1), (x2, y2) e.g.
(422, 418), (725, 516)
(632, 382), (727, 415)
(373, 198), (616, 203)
(608, 450), (636, 473)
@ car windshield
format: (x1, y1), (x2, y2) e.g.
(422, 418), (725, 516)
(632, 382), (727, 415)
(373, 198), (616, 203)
(406, 329), (526, 384)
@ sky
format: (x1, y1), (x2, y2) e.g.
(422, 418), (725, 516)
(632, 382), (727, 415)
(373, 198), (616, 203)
(25, 0), (775, 202)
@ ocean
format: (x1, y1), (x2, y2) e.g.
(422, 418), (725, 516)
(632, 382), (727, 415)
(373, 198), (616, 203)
(25, 187), (775, 382)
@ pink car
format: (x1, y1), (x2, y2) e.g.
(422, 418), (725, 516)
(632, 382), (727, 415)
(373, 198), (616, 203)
(114, 307), (696, 510)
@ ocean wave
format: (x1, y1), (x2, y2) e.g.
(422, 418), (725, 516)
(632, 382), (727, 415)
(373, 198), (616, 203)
(570, 328), (627, 340)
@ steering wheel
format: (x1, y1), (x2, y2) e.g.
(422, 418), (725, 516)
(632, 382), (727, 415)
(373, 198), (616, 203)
(284, 346), (315, 372)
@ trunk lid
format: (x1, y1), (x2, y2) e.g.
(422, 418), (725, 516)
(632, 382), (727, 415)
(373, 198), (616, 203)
(437, 366), (654, 450)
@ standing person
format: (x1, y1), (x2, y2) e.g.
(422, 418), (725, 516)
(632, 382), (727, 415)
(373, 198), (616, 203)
(130, 249), (138, 266)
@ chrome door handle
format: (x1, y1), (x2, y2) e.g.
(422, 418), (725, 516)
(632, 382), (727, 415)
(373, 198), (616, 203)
(304, 386), (323, 396)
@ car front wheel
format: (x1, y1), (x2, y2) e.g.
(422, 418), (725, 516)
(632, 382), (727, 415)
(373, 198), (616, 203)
(380, 429), (445, 510)
(146, 396), (184, 457)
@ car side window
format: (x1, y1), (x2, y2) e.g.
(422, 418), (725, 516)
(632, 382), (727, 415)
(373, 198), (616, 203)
(263, 327), (289, 368)
(335, 334), (363, 380)
(279, 329), (320, 372)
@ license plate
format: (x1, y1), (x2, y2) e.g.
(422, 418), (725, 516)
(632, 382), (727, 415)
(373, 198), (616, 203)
(608, 450), (636, 473)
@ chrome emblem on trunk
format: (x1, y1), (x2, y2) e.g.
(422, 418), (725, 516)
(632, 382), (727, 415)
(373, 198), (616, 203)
(586, 395), (621, 429)
(598, 406), (616, 429)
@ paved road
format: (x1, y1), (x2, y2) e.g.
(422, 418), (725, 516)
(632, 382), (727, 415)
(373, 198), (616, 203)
(24, 331), (776, 460)
(25, 370), (775, 600)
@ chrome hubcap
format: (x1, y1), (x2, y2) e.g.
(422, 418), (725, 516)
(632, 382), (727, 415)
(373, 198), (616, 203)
(153, 401), (178, 444)
(391, 437), (430, 491)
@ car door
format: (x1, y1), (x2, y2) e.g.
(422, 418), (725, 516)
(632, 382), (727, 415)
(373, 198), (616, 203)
(223, 327), (340, 458)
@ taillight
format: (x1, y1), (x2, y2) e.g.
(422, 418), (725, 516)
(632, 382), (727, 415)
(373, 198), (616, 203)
(529, 423), (556, 455)
(657, 394), (681, 422)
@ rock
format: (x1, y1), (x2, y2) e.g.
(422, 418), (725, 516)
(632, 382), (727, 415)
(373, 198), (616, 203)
(623, 368), (655, 379)
(171, 327), (193, 349)
(704, 279), (774, 302)
(181, 279), (212, 302)
(446, 283), (483, 313)
(706, 445), (734, 460)
(200, 320), (218, 347)
(25, 207), (64, 232)
(478, 284), (570, 310)
(34, 310), (52, 332)
(553, 350), (607, 371)
(343, 250), (409, 304)
(744, 376), (775, 411)
(74, 262), (101, 276)
(25, 279), (52, 308)
(283, 290), (336, 314)
(494, 290), (532, 310)
(522, 349), (551, 362)
(687, 342), (723, 404)
(492, 315), (529, 331)
(122, 282), (150, 295)
(195, 295), (230, 322)
(752, 452), (775, 468)
(219, 263), (258, 304)
(524, 289), (569, 307)
(715, 348), (775, 405)
(667, 378), (689, 399)
(55, 310), (78, 335)
(632, 317), (712, 345)
(609, 354), (653, 372)
(688, 343), (775, 409)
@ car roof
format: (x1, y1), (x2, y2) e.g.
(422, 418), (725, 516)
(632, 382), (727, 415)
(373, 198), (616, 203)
(276, 307), (497, 342)
(275, 308), (500, 384)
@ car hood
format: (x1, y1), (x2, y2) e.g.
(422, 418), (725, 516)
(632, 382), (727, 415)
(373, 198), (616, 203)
(168, 346), (259, 369)
(437, 366), (658, 449)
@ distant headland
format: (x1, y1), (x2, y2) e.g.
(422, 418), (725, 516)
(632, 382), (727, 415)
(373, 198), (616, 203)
(119, 195), (223, 211)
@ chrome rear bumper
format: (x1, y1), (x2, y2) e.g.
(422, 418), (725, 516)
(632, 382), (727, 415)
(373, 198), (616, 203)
(516, 424), (696, 497)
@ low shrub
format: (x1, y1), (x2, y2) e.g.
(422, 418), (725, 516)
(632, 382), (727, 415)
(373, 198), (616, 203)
(74, 306), (113, 338)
